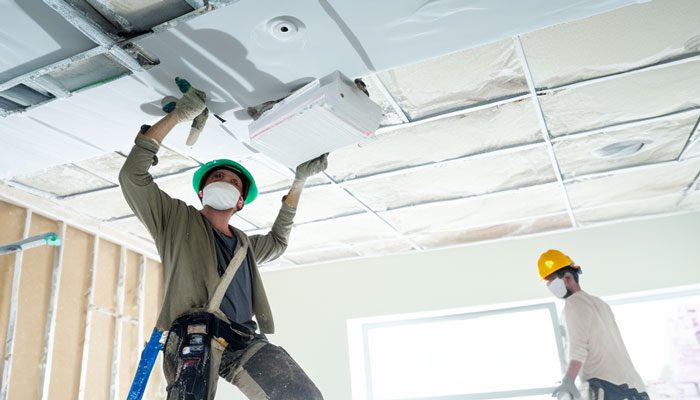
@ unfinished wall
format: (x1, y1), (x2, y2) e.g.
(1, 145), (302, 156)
(0, 199), (165, 400)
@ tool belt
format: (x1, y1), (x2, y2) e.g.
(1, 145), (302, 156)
(168, 312), (255, 353)
(588, 378), (650, 400)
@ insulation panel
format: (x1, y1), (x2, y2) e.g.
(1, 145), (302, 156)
(9, 214), (57, 400)
(326, 99), (543, 182)
(378, 39), (528, 120)
(411, 213), (572, 249)
(566, 158), (700, 209)
(60, 187), (133, 221)
(84, 312), (116, 400)
(11, 164), (115, 197)
(344, 145), (556, 211)
(554, 112), (698, 178)
(46, 226), (92, 400)
(381, 183), (567, 235)
(521, 0), (700, 88)
(574, 192), (698, 226)
(540, 60), (700, 136)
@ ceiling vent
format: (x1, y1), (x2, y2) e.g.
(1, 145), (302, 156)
(593, 139), (646, 159)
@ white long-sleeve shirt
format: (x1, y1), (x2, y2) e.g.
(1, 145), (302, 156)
(562, 291), (646, 392)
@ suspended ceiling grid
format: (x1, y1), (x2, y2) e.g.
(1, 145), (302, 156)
(1, 0), (700, 267)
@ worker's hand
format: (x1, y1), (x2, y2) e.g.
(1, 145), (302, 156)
(294, 153), (328, 182)
(161, 77), (207, 123)
(552, 376), (581, 399)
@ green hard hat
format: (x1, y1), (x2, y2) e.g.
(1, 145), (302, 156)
(192, 159), (258, 204)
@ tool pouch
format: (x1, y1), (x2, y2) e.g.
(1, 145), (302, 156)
(588, 378), (650, 400)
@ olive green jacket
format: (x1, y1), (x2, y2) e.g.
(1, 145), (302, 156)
(119, 135), (295, 333)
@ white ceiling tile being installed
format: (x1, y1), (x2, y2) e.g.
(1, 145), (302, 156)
(2, 0), (699, 267)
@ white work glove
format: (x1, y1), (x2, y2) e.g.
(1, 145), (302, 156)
(161, 77), (209, 145)
(552, 376), (581, 400)
(294, 153), (328, 184)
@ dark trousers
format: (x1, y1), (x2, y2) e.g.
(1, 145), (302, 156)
(163, 316), (323, 400)
(588, 378), (650, 400)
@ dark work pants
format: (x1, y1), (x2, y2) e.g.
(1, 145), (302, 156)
(164, 331), (323, 400)
(588, 378), (650, 400)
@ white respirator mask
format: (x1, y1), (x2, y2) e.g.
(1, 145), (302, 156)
(201, 181), (241, 211)
(547, 277), (568, 299)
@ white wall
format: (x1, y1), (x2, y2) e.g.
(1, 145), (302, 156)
(216, 211), (700, 400)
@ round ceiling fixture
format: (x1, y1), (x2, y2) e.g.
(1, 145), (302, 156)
(593, 139), (646, 159)
(267, 16), (305, 41)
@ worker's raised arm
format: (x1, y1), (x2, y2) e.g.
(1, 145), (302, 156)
(250, 153), (329, 263)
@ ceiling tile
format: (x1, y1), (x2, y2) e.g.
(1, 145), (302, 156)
(107, 216), (153, 242)
(74, 152), (126, 183)
(258, 257), (296, 269)
(60, 187), (132, 220)
(344, 145), (556, 211)
(0, 115), (104, 180)
(353, 239), (416, 257)
(684, 124), (700, 160)
(326, 99), (542, 182)
(554, 112), (698, 179)
(377, 39), (528, 120)
(231, 215), (258, 231)
(283, 213), (398, 253)
(381, 183), (567, 235)
(242, 184), (364, 228)
(285, 247), (362, 266)
(574, 192), (700, 226)
(156, 173), (201, 207)
(12, 164), (115, 197)
(149, 147), (198, 178)
(521, 0), (700, 88)
(411, 213), (571, 249)
(566, 158), (700, 209)
(540, 60), (700, 136)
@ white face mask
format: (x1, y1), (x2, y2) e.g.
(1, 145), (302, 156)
(201, 181), (241, 211)
(547, 277), (568, 299)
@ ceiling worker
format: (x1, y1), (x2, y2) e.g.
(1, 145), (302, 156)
(537, 249), (649, 400)
(119, 78), (327, 400)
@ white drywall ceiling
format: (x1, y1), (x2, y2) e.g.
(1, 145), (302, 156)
(2, 0), (700, 268)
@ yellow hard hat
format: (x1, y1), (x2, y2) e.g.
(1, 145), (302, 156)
(537, 249), (576, 280)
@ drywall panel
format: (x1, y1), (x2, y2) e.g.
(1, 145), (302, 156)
(521, 0), (700, 88)
(0, 201), (25, 378)
(540, 60), (700, 136)
(123, 250), (140, 319)
(119, 321), (139, 400)
(326, 99), (542, 182)
(344, 145), (555, 211)
(9, 214), (57, 400)
(378, 39), (527, 120)
(554, 112), (698, 179)
(0, 1), (96, 81)
(46, 226), (93, 400)
(84, 312), (116, 400)
(329, 0), (644, 76)
(93, 239), (120, 310)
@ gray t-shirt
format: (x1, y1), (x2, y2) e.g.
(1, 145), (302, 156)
(212, 228), (256, 332)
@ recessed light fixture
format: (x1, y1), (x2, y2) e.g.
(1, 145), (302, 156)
(593, 140), (646, 159)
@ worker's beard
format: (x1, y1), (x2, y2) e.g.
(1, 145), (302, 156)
(202, 182), (241, 211)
